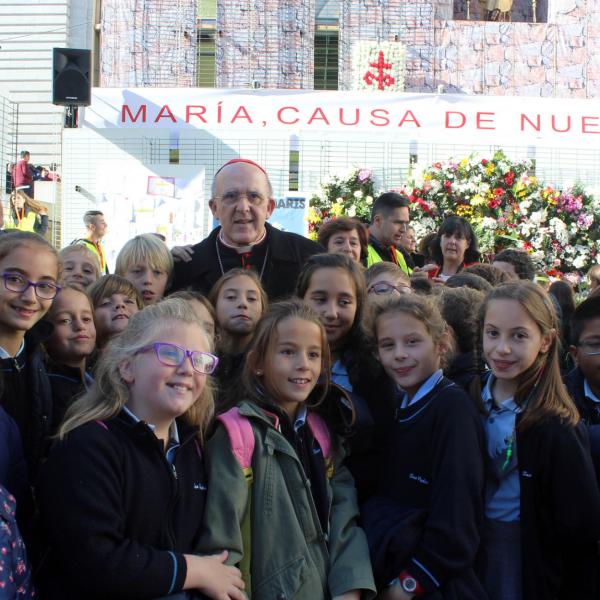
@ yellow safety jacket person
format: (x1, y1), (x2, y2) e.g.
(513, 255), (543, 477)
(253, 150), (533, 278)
(8, 208), (49, 236)
(367, 242), (412, 276)
(73, 238), (108, 274)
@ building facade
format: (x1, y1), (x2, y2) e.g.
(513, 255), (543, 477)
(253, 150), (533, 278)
(99, 0), (600, 99)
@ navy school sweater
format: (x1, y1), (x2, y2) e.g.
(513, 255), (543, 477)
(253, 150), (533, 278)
(36, 411), (207, 599)
(369, 376), (487, 598)
(565, 366), (600, 482)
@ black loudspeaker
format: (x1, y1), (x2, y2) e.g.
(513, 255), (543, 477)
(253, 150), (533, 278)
(52, 48), (91, 106)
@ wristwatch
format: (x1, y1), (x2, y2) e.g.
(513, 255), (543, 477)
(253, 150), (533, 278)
(401, 575), (418, 593)
(398, 570), (424, 596)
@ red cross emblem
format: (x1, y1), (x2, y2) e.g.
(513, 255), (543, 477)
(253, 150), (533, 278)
(363, 51), (396, 90)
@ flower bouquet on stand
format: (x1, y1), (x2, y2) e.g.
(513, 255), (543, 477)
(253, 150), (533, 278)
(402, 150), (600, 278)
(308, 168), (378, 240)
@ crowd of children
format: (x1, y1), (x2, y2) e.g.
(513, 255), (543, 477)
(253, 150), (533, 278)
(0, 225), (599, 600)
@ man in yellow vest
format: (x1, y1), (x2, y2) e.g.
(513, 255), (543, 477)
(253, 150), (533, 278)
(367, 192), (413, 275)
(74, 210), (109, 274)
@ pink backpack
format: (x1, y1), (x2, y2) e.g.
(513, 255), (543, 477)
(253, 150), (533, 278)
(217, 406), (333, 474)
(216, 407), (333, 592)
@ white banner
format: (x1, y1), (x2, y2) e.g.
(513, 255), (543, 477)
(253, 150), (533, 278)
(82, 88), (600, 148)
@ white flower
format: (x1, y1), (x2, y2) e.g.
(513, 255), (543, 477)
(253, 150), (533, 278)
(353, 190), (363, 199)
(530, 210), (545, 225)
(481, 217), (498, 230)
(335, 197), (343, 204)
(347, 205), (357, 217)
(573, 255), (587, 269)
(519, 200), (531, 212)
(366, 195), (373, 205)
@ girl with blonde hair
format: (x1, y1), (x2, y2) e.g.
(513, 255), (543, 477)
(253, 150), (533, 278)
(37, 298), (245, 600)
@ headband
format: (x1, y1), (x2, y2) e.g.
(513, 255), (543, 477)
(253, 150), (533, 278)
(214, 158), (268, 177)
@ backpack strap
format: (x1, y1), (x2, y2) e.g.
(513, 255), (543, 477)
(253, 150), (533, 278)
(306, 412), (331, 460)
(307, 412), (335, 480)
(216, 407), (254, 591)
(217, 407), (255, 473)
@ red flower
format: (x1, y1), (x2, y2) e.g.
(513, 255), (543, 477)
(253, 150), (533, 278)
(481, 159), (489, 166)
(494, 187), (504, 196)
(444, 180), (453, 191)
(415, 197), (431, 213)
(504, 171), (515, 186)
(488, 198), (501, 209)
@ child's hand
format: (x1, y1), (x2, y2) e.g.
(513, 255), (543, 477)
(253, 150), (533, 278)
(184, 551), (246, 599)
(332, 591), (361, 600)
(381, 585), (415, 600)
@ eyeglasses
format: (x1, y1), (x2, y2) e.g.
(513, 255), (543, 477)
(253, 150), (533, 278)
(367, 282), (412, 296)
(1, 272), (61, 300)
(577, 340), (600, 356)
(213, 190), (267, 206)
(135, 342), (219, 374)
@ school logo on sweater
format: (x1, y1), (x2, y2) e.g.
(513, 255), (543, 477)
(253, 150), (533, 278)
(409, 473), (429, 485)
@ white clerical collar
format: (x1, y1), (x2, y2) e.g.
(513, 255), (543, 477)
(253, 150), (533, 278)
(218, 228), (267, 254)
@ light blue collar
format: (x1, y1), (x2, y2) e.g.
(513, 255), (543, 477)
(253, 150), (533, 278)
(399, 369), (444, 409)
(482, 374), (521, 413)
(0, 339), (25, 359)
(293, 404), (308, 433)
(584, 379), (600, 404)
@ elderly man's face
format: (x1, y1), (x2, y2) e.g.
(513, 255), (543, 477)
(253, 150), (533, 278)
(209, 162), (275, 247)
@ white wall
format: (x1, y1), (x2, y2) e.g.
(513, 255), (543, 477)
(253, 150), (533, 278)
(0, 0), (94, 168)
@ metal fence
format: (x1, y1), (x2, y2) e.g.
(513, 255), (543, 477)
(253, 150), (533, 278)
(0, 94), (18, 197)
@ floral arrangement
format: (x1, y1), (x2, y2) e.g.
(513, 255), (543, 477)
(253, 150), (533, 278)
(308, 168), (376, 240)
(401, 150), (600, 275)
(351, 41), (406, 92)
(308, 151), (600, 277)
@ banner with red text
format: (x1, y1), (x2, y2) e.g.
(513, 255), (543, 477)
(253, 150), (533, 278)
(82, 88), (600, 148)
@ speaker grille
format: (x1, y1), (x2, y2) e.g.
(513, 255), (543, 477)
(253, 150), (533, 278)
(53, 48), (91, 106)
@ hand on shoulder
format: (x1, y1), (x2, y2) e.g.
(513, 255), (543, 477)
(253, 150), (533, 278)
(171, 245), (194, 263)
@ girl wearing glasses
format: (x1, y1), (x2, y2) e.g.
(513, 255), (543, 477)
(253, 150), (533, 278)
(474, 283), (600, 600)
(0, 231), (60, 478)
(37, 299), (245, 600)
(365, 262), (412, 304)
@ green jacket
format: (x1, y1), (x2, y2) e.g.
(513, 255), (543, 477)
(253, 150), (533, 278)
(200, 400), (376, 600)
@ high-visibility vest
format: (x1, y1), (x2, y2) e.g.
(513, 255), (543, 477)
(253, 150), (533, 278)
(9, 210), (37, 233)
(367, 243), (412, 276)
(74, 238), (108, 274)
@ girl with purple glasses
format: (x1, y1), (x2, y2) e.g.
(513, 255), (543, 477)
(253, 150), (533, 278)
(36, 298), (246, 600)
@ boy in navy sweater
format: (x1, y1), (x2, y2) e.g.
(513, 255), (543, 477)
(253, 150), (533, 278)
(566, 295), (600, 481)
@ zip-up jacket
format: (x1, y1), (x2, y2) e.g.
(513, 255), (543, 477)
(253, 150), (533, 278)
(199, 399), (376, 600)
(516, 414), (600, 599)
(0, 321), (53, 478)
(36, 411), (207, 599)
(45, 360), (93, 432)
(565, 366), (600, 481)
